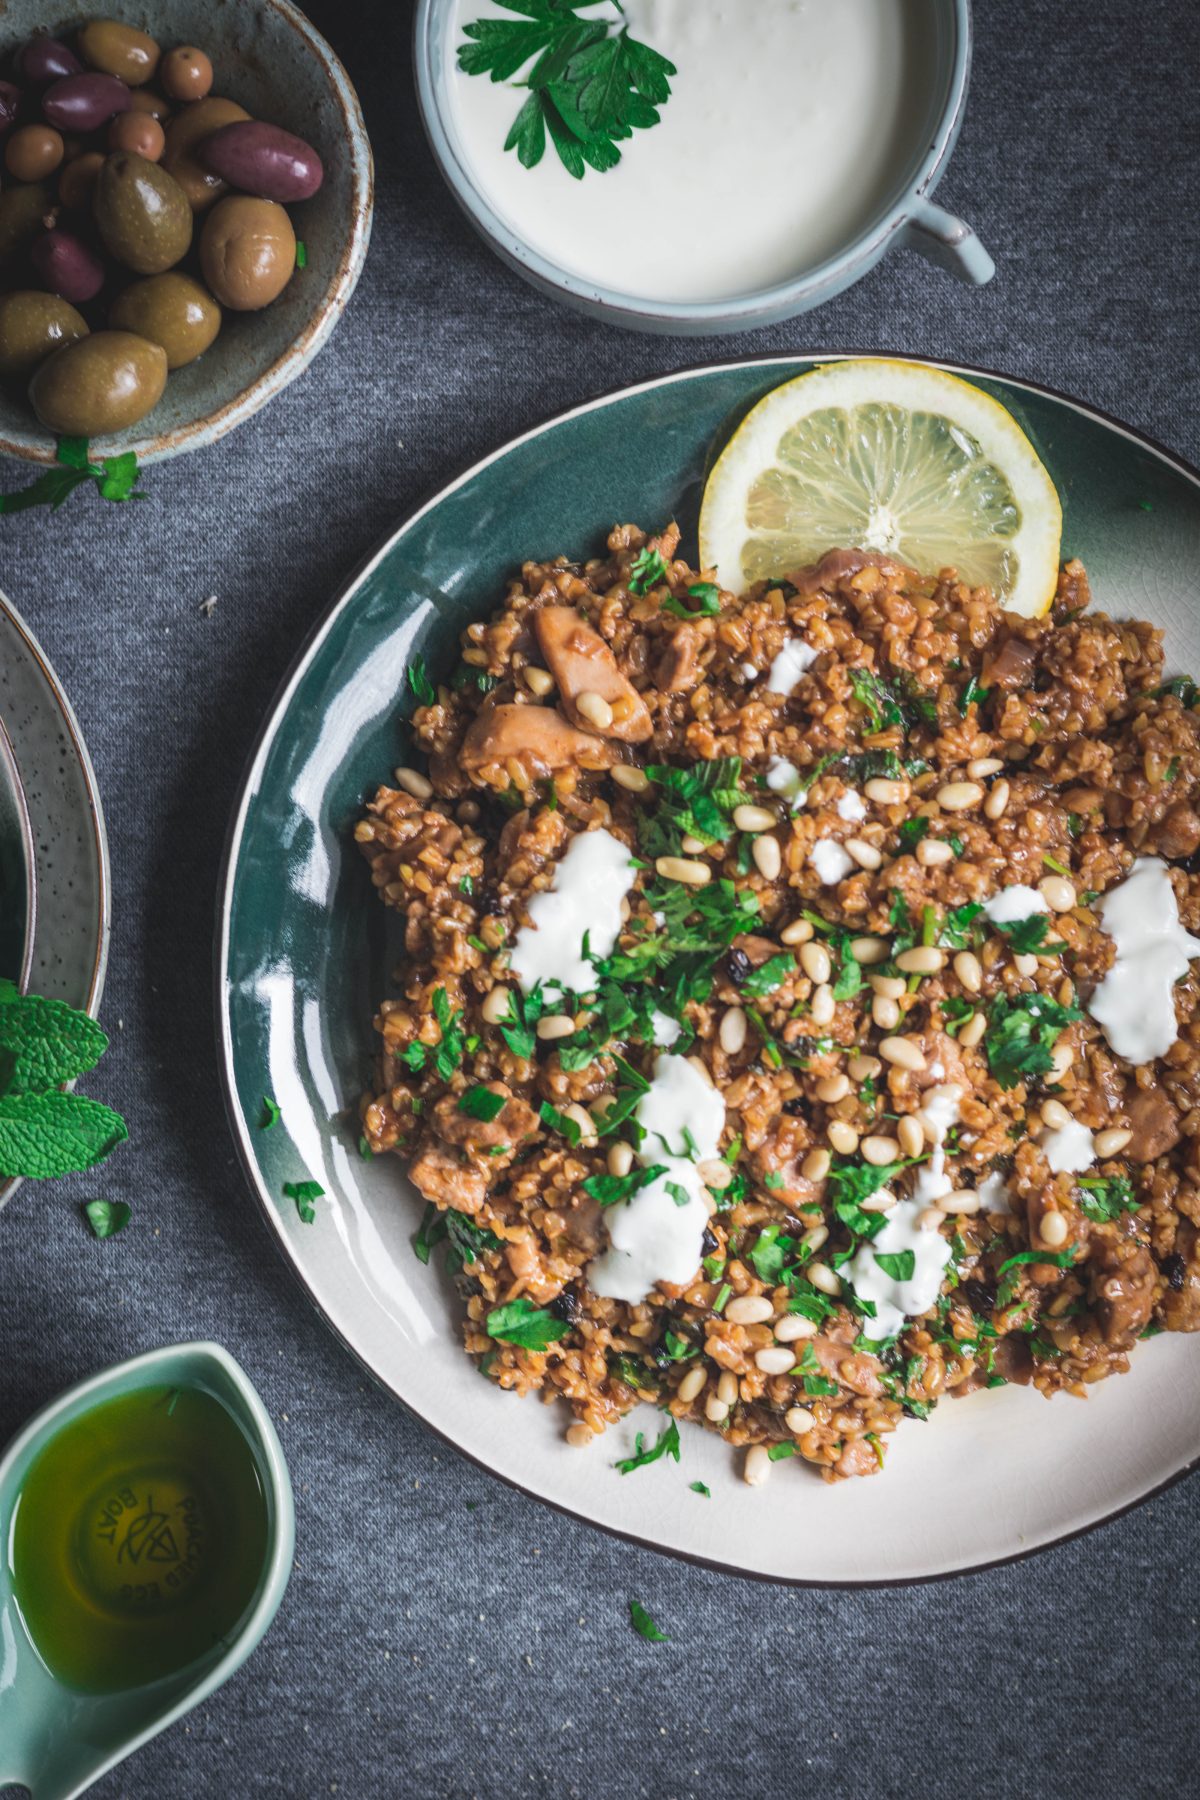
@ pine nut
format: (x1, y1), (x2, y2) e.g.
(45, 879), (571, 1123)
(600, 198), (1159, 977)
(705, 1396), (729, 1424)
(681, 834), (707, 855)
(800, 941), (831, 983)
(720, 1006), (748, 1054)
(958, 1012), (986, 1048)
(753, 834), (782, 880)
(896, 946), (945, 974)
(687, 1055), (715, 1088)
(898, 1115), (925, 1158)
(564, 1103), (597, 1143)
(481, 986), (511, 1024)
(862, 1134), (901, 1165)
(393, 765), (433, 800)
(1041, 1098), (1073, 1130)
(1051, 1041), (1075, 1075)
(537, 1013), (575, 1039)
(848, 1055), (882, 1080)
(607, 1142), (634, 1179)
(780, 918), (814, 945)
(870, 973), (905, 999)
(953, 950), (983, 992)
(610, 694), (637, 725)
(801, 1223), (829, 1252)
(611, 763), (650, 793)
(523, 665), (554, 697)
(879, 1036), (926, 1071)
(778, 1317), (817, 1345)
(566, 1422), (593, 1447)
(726, 1294), (774, 1326)
(717, 1370), (740, 1405)
(655, 855), (710, 885)
(785, 1404), (816, 1432)
(1014, 952), (1039, 977)
(810, 984), (836, 1027)
(698, 1158), (733, 1191)
(1094, 1127), (1133, 1157)
(1040, 875), (1077, 912)
(802, 1148), (831, 1181)
(860, 1188), (896, 1213)
(967, 757), (1005, 779)
(984, 779), (1010, 820)
(756, 1346), (796, 1375)
(872, 995), (901, 1030)
(917, 837), (954, 867)
(1040, 1210), (1070, 1248)
(941, 1189), (983, 1214)
(808, 1261), (842, 1297)
(743, 1445), (771, 1487)
(845, 837), (882, 871)
(816, 1074), (850, 1103)
(917, 1207), (946, 1231)
(864, 777), (908, 804)
(827, 1121), (859, 1155)
(937, 781), (983, 812)
(851, 936), (890, 964)
(577, 690), (613, 730)
(733, 804), (776, 833)
(676, 1365), (707, 1403)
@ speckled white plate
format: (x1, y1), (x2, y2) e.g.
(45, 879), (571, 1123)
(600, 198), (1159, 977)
(0, 591), (110, 1212)
(219, 355), (1200, 1584)
(0, 711), (36, 993)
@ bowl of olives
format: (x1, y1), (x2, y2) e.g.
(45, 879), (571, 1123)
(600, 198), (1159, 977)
(0, 2), (373, 466)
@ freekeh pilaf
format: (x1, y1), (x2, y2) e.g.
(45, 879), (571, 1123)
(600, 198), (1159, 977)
(354, 523), (1200, 1486)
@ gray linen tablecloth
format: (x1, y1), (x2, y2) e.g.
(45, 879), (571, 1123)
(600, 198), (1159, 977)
(3, 2), (1199, 1794)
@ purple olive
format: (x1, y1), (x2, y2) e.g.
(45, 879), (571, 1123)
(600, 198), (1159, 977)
(30, 230), (105, 305)
(15, 35), (83, 87)
(42, 72), (131, 135)
(0, 80), (20, 136)
(197, 121), (324, 203)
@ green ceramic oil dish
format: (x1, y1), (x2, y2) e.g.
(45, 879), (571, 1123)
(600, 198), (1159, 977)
(0, 1342), (293, 1800)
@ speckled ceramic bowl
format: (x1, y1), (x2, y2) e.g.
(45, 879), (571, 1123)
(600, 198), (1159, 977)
(0, 712), (36, 993)
(0, 0), (373, 468)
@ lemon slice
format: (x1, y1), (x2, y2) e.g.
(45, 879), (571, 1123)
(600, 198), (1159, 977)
(699, 359), (1063, 616)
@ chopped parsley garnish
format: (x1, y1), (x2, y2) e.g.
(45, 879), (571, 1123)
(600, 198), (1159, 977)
(640, 756), (748, 855)
(803, 1374), (840, 1398)
(665, 1179), (691, 1208)
(415, 1204), (503, 1271)
(985, 992), (1082, 1090)
(958, 674), (991, 715)
(831, 937), (863, 1000)
(459, 4), (676, 181)
(457, 1084), (507, 1123)
(582, 1163), (667, 1207)
(497, 987), (541, 1060)
(260, 1095), (281, 1129)
(748, 1221), (796, 1283)
(991, 914), (1066, 956)
(740, 952), (794, 999)
(628, 545), (669, 594)
(407, 654), (436, 707)
(629, 1598), (669, 1642)
(82, 1198), (131, 1240)
(874, 1250), (916, 1281)
(1077, 1173), (1139, 1222)
(539, 1101), (582, 1147)
(767, 1442), (796, 1461)
(898, 816), (930, 851)
(828, 1158), (908, 1238)
(615, 1416), (681, 1474)
(662, 581), (720, 618)
(689, 1481), (711, 1498)
(938, 901), (983, 949)
(431, 986), (465, 1079)
(848, 666), (937, 733)
(486, 1297), (570, 1350)
(995, 1247), (1077, 1307)
(283, 1178), (324, 1224)
(712, 1281), (732, 1313)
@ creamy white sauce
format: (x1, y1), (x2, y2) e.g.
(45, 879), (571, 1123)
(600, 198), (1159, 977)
(1040, 1120), (1095, 1175)
(836, 788), (867, 822)
(766, 756), (805, 807)
(510, 827), (635, 996)
(976, 1170), (1012, 1214)
(650, 1009), (682, 1048)
(1088, 857), (1200, 1064)
(448, 0), (936, 305)
(811, 838), (854, 886)
(765, 637), (818, 697)
(849, 1085), (959, 1338)
(982, 885), (1049, 925)
(589, 1054), (725, 1302)
(740, 662), (759, 682)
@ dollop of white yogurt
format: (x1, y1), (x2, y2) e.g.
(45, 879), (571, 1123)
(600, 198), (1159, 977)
(1088, 857), (1200, 1064)
(982, 885), (1049, 924)
(766, 756), (806, 807)
(588, 1055), (725, 1303)
(976, 1170), (1012, 1214)
(765, 637), (817, 697)
(811, 838), (854, 886)
(848, 1085), (960, 1339)
(1039, 1120), (1096, 1174)
(650, 1009), (682, 1048)
(510, 827), (636, 996)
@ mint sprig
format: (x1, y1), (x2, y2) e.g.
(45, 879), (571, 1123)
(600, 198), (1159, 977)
(0, 438), (145, 515)
(0, 981), (126, 1184)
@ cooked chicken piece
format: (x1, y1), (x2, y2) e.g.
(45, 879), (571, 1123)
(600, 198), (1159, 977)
(460, 703), (617, 782)
(532, 606), (652, 743)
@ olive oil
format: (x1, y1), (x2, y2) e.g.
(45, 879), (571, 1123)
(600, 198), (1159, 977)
(9, 1383), (269, 1694)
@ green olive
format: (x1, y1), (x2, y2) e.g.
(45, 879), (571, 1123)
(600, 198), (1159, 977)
(29, 330), (167, 436)
(0, 182), (52, 266)
(200, 196), (295, 311)
(93, 151), (192, 275)
(0, 291), (89, 380)
(76, 19), (161, 86)
(109, 272), (220, 369)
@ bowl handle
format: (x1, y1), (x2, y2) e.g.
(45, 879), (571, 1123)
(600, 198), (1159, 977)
(902, 199), (995, 286)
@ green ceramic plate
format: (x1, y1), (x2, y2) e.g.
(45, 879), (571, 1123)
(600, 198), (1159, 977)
(219, 356), (1200, 1585)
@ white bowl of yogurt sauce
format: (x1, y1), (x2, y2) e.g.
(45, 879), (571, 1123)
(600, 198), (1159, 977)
(415, 0), (993, 332)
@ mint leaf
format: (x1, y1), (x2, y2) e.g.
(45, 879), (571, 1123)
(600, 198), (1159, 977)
(83, 1197), (131, 1239)
(0, 1092), (127, 1179)
(0, 993), (109, 1093)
